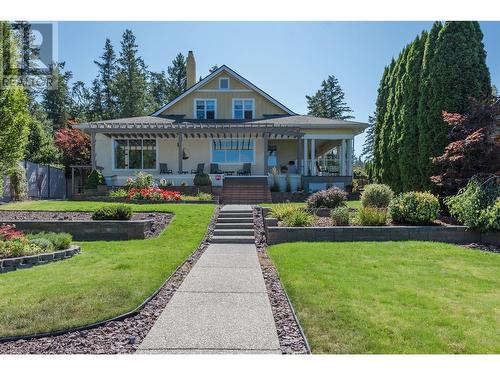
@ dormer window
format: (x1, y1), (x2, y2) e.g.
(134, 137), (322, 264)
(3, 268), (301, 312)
(233, 99), (254, 120)
(219, 77), (229, 89)
(195, 99), (216, 119)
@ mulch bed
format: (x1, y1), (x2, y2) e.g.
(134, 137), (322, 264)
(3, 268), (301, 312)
(254, 208), (310, 354)
(0, 208), (218, 354)
(0, 211), (172, 239)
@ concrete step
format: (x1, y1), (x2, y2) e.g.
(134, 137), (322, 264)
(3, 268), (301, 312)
(219, 210), (253, 215)
(214, 229), (255, 236)
(211, 235), (255, 244)
(215, 223), (254, 230)
(218, 212), (253, 218)
(217, 217), (253, 223)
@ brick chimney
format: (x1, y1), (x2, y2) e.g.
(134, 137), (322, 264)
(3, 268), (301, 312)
(186, 51), (196, 88)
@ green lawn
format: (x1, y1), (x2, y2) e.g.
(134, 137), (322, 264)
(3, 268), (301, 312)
(259, 200), (361, 210)
(268, 241), (500, 354)
(0, 201), (214, 337)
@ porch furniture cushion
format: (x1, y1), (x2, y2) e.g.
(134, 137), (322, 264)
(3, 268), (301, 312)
(191, 163), (205, 174)
(160, 163), (173, 174)
(237, 163), (251, 176)
(210, 163), (223, 174)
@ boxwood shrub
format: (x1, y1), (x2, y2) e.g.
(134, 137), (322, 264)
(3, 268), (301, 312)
(92, 204), (133, 221)
(390, 191), (440, 225)
(361, 184), (394, 208)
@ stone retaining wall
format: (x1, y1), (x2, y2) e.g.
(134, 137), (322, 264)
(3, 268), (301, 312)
(3, 220), (154, 241)
(0, 246), (80, 273)
(266, 224), (499, 246)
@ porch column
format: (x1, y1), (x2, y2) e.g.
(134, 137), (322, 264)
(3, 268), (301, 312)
(296, 137), (302, 174)
(346, 139), (353, 176)
(90, 132), (96, 170)
(303, 138), (308, 175)
(310, 139), (316, 175)
(177, 133), (183, 173)
(340, 139), (346, 175)
(263, 133), (269, 174)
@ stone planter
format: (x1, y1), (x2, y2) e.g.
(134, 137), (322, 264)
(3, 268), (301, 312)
(266, 225), (499, 246)
(0, 245), (81, 273)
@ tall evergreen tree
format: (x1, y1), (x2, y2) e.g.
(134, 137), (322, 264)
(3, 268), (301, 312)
(94, 38), (118, 119)
(70, 80), (93, 122)
(397, 32), (427, 191)
(115, 29), (150, 117)
(166, 53), (186, 102)
(419, 21), (491, 189)
(360, 114), (375, 161)
(306, 75), (354, 120)
(148, 70), (169, 111)
(373, 62), (393, 182)
(41, 62), (73, 129)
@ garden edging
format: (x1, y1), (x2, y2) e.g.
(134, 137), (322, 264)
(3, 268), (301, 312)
(0, 245), (80, 273)
(265, 224), (499, 245)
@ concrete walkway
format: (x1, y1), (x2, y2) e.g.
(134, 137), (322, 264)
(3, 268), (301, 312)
(137, 205), (280, 354)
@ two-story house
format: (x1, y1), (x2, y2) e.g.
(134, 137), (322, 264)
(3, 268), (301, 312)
(75, 51), (368, 200)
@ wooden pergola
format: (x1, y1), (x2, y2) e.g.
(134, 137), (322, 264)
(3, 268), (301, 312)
(84, 122), (305, 175)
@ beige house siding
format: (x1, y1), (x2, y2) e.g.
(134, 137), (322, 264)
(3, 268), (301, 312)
(159, 71), (288, 119)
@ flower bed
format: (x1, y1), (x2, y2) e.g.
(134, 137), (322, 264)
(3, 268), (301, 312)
(127, 188), (181, 201)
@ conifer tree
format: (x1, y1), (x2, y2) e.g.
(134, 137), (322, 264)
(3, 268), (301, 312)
(361, 114), (375, 161)
(398, 32), (426, 191)
(166, 53), (186, 102)
(41, 62), (73, 129)
(94, 38), (118, 119)
(306, 75), (354, 120)
(115, 29), (150, 117)
(148, 70), (169, 111)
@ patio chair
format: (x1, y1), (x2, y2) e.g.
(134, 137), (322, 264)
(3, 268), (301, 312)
(210, 163), (223, 174)
(191, 163), (205, 174)
(237, 163), (251, 176)
(160, 163), (173, 174)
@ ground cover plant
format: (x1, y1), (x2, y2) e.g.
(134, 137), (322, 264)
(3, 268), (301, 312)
(91, 204), (133, 220)
(268, 241), (500, 354)
(0, 201), (214, 337)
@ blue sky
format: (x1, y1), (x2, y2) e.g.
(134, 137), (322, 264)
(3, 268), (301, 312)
(58, 21), (500, 156)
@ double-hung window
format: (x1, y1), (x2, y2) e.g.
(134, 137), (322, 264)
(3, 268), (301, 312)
(212, 139), (254, 164)
(233, 99), (254, 120)
(114, 139), (157, 170)
(195, 99), (216, 119)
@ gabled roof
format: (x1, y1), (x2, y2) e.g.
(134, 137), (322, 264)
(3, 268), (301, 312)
(151, 65), (296, 116)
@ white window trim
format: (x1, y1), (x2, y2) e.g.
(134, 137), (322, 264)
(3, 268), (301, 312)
(209, 138), (257, 165)
(219, 77), (230, 90)
(232, 98), (255, 120)
(112, 138), (159, 172)
(193, 98), (217, 120)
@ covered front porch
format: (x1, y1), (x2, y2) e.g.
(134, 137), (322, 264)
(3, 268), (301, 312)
(81, 120), (356, 193)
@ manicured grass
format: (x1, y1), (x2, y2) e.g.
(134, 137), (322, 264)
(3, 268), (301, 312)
(0, 201), (215, 337)
(268, 241), (500, 353)
(259, 200), (361, 209)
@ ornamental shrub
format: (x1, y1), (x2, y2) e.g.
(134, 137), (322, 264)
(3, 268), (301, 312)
(281, 209), (314, 227)
(193, 173), (211, 186)
(8, 164), (27, 201)
(29, 237), (55, 252)
(361, 184), (393, 208)
(127, 187), (181, 201)
(330, 206), (350, 226)
(125, 171), (154, 189)
(389, 191), (440, 225)
(306, 187), (347, 209)
(28, 232), (73, 250)
(270, 203), (298, 221)
(92, 204), (133, 221)
(108, 188), (128, 197)
(446, 175), (499, 232)
(85, 169), (106, 189)
(195, 192), (213, 201)
(358, 207), (388, 226)
(477, 199), (500, 232)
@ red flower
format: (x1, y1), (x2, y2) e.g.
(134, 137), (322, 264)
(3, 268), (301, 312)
(0, 224), (25, 241)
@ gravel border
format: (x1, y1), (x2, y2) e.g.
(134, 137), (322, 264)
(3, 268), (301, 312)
(0, 207), (219, 354)
(253, 207), (310, 354)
